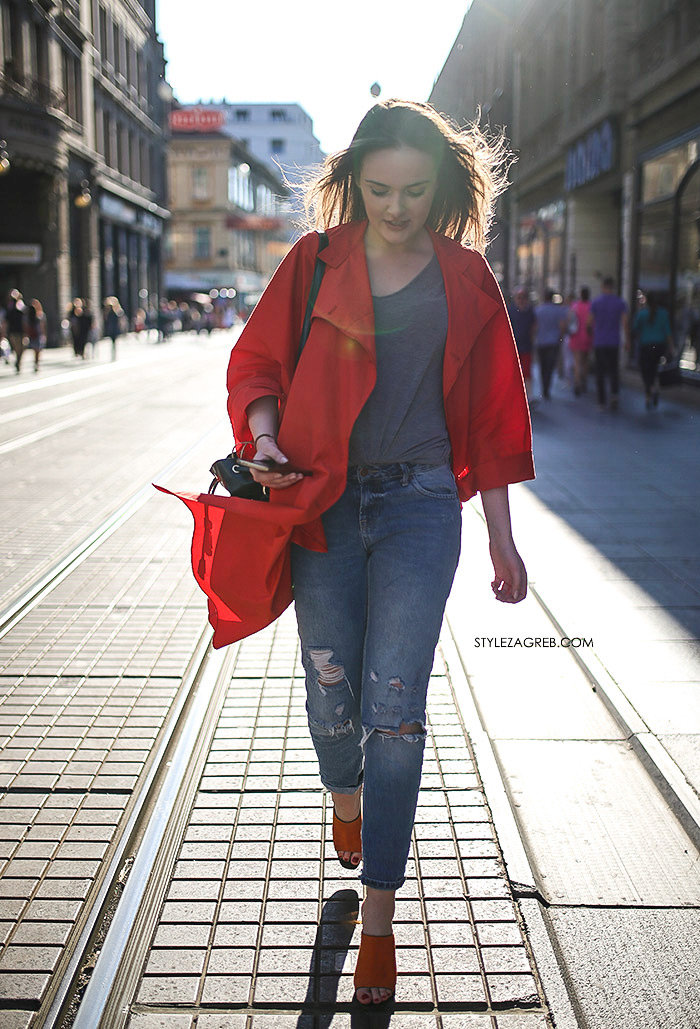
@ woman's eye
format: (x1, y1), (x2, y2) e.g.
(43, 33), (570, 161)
(370, 189), (388, 197)
(407, 190), (426, 198)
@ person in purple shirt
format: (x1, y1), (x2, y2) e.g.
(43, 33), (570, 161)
(588, 277), (630, 410)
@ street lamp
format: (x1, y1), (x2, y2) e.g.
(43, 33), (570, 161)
(0, 140), (10, 175)
(74, 178), (92, 208)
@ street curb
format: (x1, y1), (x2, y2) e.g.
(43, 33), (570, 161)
(441, 627), (581, 1029)
(530, 583), (700, 853)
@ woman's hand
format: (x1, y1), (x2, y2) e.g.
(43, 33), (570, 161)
(489, 538), (527, 604)
(251, 435), (303, 490)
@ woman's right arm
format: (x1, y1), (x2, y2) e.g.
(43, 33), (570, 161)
(246, 396), (303, 489)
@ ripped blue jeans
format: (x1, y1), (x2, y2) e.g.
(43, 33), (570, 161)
(291, 463), (462, 890)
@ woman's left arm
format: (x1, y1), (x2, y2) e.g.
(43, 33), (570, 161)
(480, 485), (527, 604)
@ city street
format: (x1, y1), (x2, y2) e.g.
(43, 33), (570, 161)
(0, 332), (699, 1029)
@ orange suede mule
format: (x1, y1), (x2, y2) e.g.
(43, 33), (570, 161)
(332, 810), (362, 869)
(353, 931), (396, 1004)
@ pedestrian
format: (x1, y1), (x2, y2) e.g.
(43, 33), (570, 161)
(25, 299), (47, 372)
(568, 286), (593, 395)
(6, 289), (27, 373)
(103, 296), (123, 360)
(534, 288), (567, 399)
(69, 298), (90, 358)
(633, 291), (674, 409)
(223, 99), (534, 1006)
(588, 276), (629, 411)
(507, 286), (537, 401)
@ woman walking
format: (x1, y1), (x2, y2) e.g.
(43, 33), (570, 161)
(222, 100), (534, 1006)
(633, 291), (673, 408)
(568, 286), (593, 395)
(103, 296), (123, 360)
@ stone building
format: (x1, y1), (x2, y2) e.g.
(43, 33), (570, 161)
(430, 0), (700, 377)
(169, 101), (324, 237)
(0, 0), (169, 342)
(165, 114), (290, 310)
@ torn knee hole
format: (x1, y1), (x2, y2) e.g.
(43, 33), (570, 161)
(378, 721), (425, 737)
(308, 648), (345, 688)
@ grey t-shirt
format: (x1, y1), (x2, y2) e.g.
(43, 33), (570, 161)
(348, 255), (451, 467)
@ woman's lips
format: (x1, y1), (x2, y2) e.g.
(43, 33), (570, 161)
(384, 219), (409, 230)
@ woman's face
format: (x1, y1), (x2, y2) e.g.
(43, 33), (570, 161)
(358, 146), (438, 249)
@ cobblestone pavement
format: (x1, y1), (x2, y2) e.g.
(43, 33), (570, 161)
(125, 615), (549, 1027)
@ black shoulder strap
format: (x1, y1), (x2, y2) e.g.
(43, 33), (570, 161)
(297, 230), (329, 364)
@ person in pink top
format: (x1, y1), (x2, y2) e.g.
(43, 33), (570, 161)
(568, 286), (593, 396)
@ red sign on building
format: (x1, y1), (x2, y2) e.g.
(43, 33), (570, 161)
(170, 107), (226, 133)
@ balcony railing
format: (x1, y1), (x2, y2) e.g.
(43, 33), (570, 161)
(0, 66), (67, 113)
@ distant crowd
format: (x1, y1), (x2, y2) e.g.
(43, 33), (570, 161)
(0, 291), (244, 374)
(507, 278), (675, 412)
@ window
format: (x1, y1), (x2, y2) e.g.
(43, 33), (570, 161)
(141, 138), (149, 187)
(235, 109), (250, 121)
(103, 109), (111, 164)
(99, 6), (108, 62)
(270, 138), (285, 154)
(112, 23), (119, 73)
(7, 3), (25, 82)
(270, 109), (287, 122)
(194, 227), (211, 260)
(228, 164), (254, 211)
(192, 166), (209, 200)
(62, 48), (83, 123)
(130, 130), (139, 180)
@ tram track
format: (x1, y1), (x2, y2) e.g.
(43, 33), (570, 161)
(0, 420), (236, 1028)
(0, 421), (224, 641)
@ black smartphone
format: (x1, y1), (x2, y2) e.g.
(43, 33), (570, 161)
(236, 457), (312, 476)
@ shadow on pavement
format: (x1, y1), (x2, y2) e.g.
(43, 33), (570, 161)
(295, 887), (394, 1028)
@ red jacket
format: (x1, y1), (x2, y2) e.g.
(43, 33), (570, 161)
(159, 221), (534, 648)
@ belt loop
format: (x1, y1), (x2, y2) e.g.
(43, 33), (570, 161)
(401, 463), (410, 486)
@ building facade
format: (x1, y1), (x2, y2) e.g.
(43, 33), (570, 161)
(430, 0), (700, 378)
(165, 118), (290, 310)
(169, 101), (324, 236)
(0, 0), (169, 342)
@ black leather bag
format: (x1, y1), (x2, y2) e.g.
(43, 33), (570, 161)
(208, 231), (329, 498)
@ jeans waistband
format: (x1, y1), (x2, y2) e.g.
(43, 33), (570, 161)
(347, 462), (447, 484)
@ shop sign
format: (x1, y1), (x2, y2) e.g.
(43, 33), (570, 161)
(170, 107), (226, 133)
(565, 120), (616, 191)
(99, 194), (137, 225)
(0, 243), (42, 265)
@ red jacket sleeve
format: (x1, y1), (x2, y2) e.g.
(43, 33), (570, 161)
(459, 257), (535, 498)
(227, 232), (321, 442)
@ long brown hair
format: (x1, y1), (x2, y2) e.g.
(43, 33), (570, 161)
(304, 99), (511, 252)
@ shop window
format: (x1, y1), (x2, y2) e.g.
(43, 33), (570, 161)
(194, 227), (211, 260)
(642, 142), (699, 203)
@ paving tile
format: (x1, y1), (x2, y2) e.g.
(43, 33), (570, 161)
(0, 969), (51, 1001)
(199, 974), (252, 1004)
(434, 972), (488, 1004)
(487, 973), (540, 1005)
(0, 945), (62, 971)
(144, 948), (206, 975)
(136, 975), (200, 1004)
(12, 920), (73, 945)
(0, 1011), (34, 1029)
(127, 1015), (194, 1029)
(196, 1018), (247, 1029)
